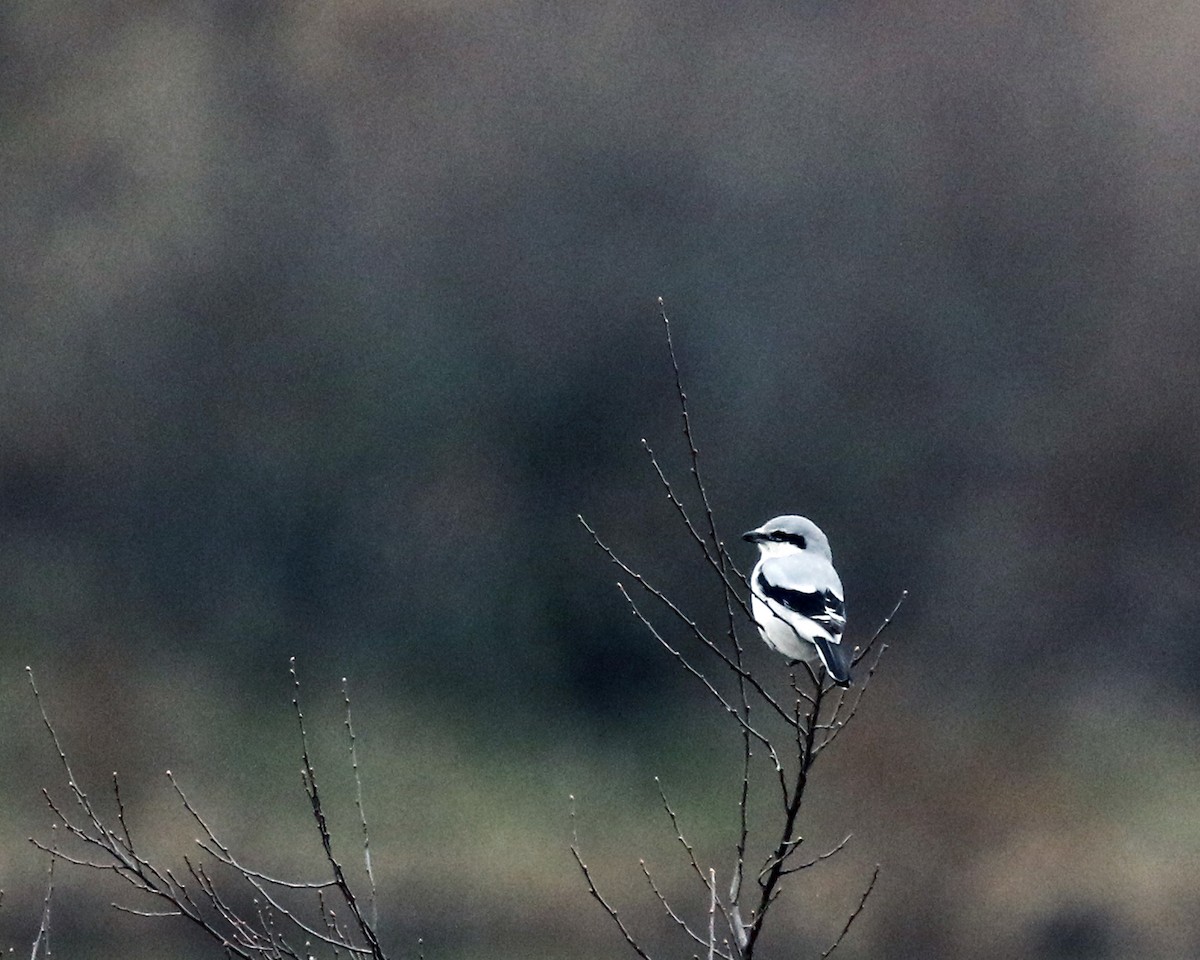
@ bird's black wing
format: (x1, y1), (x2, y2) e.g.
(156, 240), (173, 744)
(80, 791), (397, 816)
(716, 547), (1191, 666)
(755, 571), (846, 638)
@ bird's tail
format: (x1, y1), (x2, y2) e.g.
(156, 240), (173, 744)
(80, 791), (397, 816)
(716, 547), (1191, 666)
(813, 637), (852, 687)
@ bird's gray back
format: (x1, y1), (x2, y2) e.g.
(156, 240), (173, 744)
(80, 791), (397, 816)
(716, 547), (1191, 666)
(759, 553), (844, 598)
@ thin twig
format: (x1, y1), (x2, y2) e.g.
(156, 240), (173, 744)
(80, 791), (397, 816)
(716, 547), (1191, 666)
(112, 904), (184, 918)
(641, 438), (718, 569)
(580, 516), (796, 727)
(168, 772), (337, 891)
(654, 779), (739, 941)
(639, 861), (734, 960)
(640, 440), (751, 611)
(112, 772), (133, 851)
(658, 297), (736, 580)
(815, 643), (888, 758)
(655, 778), (709, 890)
(29, 842), (124, 873)
(343, 677), (379, 932)
(821, 865), (880, 958)
(780, 834), (852, 876)
(30, 833), (55, 960)
(620, 585), (780, 766)
(853, 590), (907, 666)
(569, 796), (655, 960)
(27, 668), (105, 831)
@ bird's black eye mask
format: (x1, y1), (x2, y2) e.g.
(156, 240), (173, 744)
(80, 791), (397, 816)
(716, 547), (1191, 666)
(769, 532), (807, 549)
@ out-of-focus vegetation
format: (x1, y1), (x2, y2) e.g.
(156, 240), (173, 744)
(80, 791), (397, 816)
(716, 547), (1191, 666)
(2, 2), (1199, 957)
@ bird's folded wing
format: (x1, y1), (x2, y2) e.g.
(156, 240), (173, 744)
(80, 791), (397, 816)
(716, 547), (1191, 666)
(756, 561), (847, 637)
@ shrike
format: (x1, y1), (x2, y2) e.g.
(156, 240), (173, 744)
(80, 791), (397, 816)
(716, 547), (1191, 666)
(743, 515), (851, 686)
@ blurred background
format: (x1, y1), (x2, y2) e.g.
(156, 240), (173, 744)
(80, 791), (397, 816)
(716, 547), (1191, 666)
(2, 2), (1200, 958)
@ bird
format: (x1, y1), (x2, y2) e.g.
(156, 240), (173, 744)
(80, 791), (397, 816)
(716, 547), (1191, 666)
(742, 515), (851, 686)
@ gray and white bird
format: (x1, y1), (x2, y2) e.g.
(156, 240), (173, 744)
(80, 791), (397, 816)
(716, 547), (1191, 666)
(743, 515), (851, 686)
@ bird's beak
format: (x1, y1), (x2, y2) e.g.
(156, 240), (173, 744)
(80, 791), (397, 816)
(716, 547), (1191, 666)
(742, 530), (764, 543)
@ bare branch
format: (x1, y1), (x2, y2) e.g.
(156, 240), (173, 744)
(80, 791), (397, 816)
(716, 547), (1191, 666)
(729, 727), (751, 908)
(707, 867), (718, 960)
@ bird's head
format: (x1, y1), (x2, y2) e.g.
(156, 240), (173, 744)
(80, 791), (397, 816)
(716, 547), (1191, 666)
(742, 515), (834, 561)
